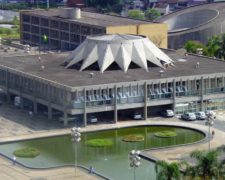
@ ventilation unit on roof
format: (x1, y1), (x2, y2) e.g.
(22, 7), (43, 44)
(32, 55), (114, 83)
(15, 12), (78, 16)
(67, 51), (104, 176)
(177, 59), (187, 62)
(59, 8), (81, 19)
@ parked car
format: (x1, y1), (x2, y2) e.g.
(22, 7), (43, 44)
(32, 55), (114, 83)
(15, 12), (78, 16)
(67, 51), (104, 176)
(132, 112), (143, 120)
(195, 111), (207, 120)
(88, 116), (98, 123)
(205, 110), (216, 118)
(181, 113), (196, 121)
(160, 109), (174, 117)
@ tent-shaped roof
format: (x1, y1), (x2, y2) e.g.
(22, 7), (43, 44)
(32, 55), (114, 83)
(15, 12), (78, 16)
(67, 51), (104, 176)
(65, 34), (173, 72)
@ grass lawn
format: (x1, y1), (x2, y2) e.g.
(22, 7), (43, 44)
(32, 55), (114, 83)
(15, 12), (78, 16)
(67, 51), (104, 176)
(86, 139), (113, 147)
(122, 134), (145, 142)
(14, 147), (40, 158)
(154, 131), (177, 138)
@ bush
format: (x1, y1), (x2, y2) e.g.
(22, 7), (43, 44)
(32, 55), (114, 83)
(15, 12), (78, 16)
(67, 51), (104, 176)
(122, 134), (145, 142)
(184, 40), (208, 55)
(154, 131), (177, 138)
(13, 147), (40, 158)
(86, 139), (113, 147)
(128, 10), (145, 20)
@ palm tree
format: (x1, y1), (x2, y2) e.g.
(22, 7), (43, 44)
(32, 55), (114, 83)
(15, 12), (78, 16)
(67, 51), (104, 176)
(155, 160), (181, 180)
(206, 35), (220, 57)
(184, 150), (225, 180)
(217, 34), (225, 60)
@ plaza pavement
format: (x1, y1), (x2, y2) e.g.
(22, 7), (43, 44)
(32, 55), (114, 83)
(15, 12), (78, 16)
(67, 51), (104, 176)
(1, 103), (225, 179)
(0, 156), (101, 180)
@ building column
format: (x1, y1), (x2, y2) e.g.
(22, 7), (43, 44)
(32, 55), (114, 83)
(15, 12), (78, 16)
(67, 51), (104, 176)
(215, 76), (217, 87)
(209, 77), (211, 89)
(19, 76), (23, 110)
(114, 85), (118, 123)
(6, 70), (10, 103)
(144, 82), (148, 120)
(62, 89), (68, 127)
(63, 110), (68, 127)
(83, 88), (87, 127)
(48, 104), (52, 120)
(172, 80), (176, 112)
(201, 77), (204, 111)
(222, 75), (225, 87)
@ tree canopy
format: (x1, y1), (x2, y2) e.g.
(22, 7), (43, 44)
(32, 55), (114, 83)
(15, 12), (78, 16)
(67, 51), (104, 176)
(128, 10), (145, 20)
(145, 8), (160, 21)
(184, 34), (225, 60)
(184, 150), (225, 179)
(155, 160), (182, 180)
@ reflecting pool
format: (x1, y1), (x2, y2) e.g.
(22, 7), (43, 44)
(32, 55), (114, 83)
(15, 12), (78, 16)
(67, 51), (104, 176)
(0, 126), (205, 180)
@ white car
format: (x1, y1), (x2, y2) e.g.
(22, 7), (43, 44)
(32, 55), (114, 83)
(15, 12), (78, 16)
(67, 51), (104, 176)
(132, 112), (143, 120)
(181, 113), (196, 121)
(161, 110), (174, 117)
(195, 111), (207, 120)
(88, 116), (98, 123)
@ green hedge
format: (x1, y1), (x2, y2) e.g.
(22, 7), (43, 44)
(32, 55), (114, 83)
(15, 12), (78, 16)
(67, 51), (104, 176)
(13, 147), (40, 158)
(154, 131), (177, 138)
(86, 139), (113, 147)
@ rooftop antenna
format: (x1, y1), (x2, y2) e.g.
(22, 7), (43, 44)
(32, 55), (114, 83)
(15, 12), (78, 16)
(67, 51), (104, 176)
(159, 70), (164, 77)
(89, 72), (94, 78)
(196, 62), (200, 68)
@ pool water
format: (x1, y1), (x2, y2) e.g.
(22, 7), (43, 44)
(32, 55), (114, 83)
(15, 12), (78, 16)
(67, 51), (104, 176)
(0, 126), (204, 180)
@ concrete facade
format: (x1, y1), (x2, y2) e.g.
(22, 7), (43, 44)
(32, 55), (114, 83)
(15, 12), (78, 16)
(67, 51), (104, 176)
(0, 50), (225, 127)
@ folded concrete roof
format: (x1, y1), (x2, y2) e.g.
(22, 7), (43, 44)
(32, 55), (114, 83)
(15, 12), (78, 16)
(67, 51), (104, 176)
(65, 34), (173, 72)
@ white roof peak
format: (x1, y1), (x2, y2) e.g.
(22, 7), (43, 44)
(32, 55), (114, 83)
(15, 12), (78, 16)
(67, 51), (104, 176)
(65, 34), (173, 72)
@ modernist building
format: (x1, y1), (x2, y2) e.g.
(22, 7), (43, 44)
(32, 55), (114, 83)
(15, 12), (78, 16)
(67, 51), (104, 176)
(20, 7), (168, 50)
(156, 2), (225, 49)
(0, 34), (225, 127)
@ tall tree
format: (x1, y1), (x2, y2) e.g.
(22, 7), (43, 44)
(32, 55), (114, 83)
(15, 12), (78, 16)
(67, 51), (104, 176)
(207, 35), (220, 57)
(217, 34), (225, 60)
(185, 150), (225, 179)
(155, 160), (181, 180)
(145, 8), (160, 21)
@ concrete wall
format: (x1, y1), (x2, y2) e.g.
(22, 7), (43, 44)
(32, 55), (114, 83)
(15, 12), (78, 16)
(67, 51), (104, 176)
(168, 21), (225, 49)
(106, 23), (168, 48)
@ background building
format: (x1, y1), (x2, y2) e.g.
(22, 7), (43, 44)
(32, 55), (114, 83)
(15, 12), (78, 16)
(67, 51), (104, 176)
(20, 7), (168, 50)
(156, 2), (225, 49)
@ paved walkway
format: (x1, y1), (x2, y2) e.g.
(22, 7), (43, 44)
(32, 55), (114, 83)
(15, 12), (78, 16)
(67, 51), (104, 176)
(0, 156), (101, 180)
(142, 123), (224, 163)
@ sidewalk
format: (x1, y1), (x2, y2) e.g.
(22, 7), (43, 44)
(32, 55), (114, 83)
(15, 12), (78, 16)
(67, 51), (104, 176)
(0, 156), (102, 180)
(142, 124), (225, 163)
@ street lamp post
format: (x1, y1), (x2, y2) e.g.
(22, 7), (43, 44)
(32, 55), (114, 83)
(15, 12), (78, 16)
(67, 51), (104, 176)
(71, 127), (81, 176)
(205, 112), (215, 151)
(129, 150), (141, 180)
